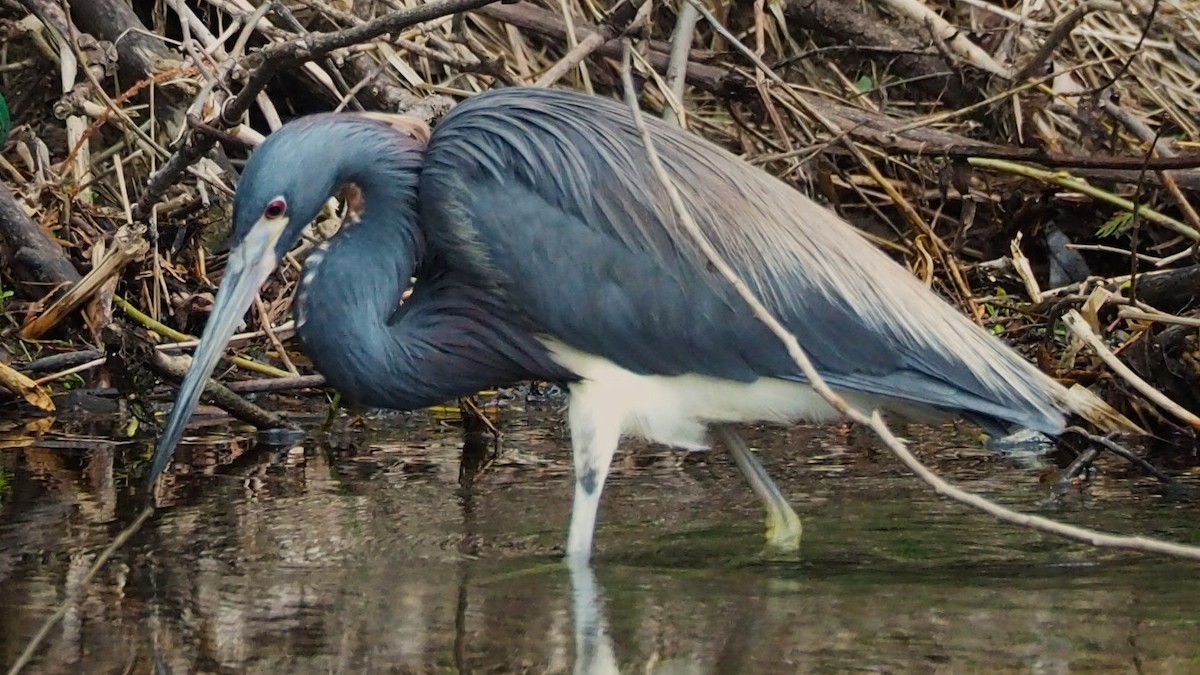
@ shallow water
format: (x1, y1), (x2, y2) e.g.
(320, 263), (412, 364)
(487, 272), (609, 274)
(1, 408), (1198, 674)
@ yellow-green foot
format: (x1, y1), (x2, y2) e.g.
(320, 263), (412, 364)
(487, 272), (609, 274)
(713, 424), (804, 558)
(764, 505), (802, 554)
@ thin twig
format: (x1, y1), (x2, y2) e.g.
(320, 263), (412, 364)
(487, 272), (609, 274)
(875, 0), (1012, 77)
(968, 157), (1200, 242)
(1063, 310), (1200, 429)
(1118, 307), (1200, 328)
(6, 506), (156, 675)
(113, 296), (292, 378)
(551, 0), (592, 93)
(32, 357), (106, 385)
(661, 1), (698, 127)
(1012, 3), (1090, 81)
(535, 31), (606, 87)
(254, 295), (298, 375)
(1065, 426), (1175, 484)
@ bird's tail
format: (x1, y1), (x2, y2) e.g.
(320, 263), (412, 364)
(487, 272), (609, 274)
(1058, 383), (1145, 435)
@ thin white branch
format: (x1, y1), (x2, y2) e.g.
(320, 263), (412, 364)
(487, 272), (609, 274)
(1064, 310), (1200, 429)
(876, 0), (1013, 78)
(662, 2), (699, 127)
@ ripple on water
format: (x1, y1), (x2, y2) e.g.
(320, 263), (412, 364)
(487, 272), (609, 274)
(1, 409), (1198, 673)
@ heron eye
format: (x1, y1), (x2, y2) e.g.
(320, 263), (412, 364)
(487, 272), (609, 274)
(264, 199), (287, 220)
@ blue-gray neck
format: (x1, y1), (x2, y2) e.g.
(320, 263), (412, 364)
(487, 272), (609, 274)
(294, 141), (571, 410)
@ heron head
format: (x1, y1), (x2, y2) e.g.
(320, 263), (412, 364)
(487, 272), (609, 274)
(230, 125), (338, 267)
(224, 113), (426, 280)
(146, 113), (429, 485)
(225, 114), (431, 292)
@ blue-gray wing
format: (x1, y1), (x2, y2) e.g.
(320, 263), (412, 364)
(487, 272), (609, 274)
(420, 88), (1069, 433)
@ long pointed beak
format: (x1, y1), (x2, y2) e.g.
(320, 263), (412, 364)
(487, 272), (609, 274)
(146, 217), (288, 485)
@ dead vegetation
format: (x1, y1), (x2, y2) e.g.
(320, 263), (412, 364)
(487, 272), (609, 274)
(0, 0), (1198, 458)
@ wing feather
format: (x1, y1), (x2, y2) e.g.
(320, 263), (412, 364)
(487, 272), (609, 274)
(420, 88), (1073, 433)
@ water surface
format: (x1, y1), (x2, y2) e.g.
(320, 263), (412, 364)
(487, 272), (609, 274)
(1, 409), (1197, 673)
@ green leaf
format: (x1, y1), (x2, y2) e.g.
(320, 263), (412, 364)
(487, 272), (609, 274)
(0, 92), (8, 144)
(1097, 210), (1134, 238)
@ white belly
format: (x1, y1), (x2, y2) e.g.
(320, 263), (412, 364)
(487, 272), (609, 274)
(540, 339), (845, 450)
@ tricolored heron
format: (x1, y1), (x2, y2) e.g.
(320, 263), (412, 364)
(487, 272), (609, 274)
(148, 87), (1135, 561)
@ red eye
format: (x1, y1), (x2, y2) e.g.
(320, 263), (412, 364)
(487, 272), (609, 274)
(264, 198), (287, 219)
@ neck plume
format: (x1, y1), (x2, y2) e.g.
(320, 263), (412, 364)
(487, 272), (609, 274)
(294, 133), (570, 410)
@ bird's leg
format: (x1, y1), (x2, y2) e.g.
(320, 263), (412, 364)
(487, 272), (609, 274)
(713, 424), (802, 553)
(565, 392), (623, 562)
